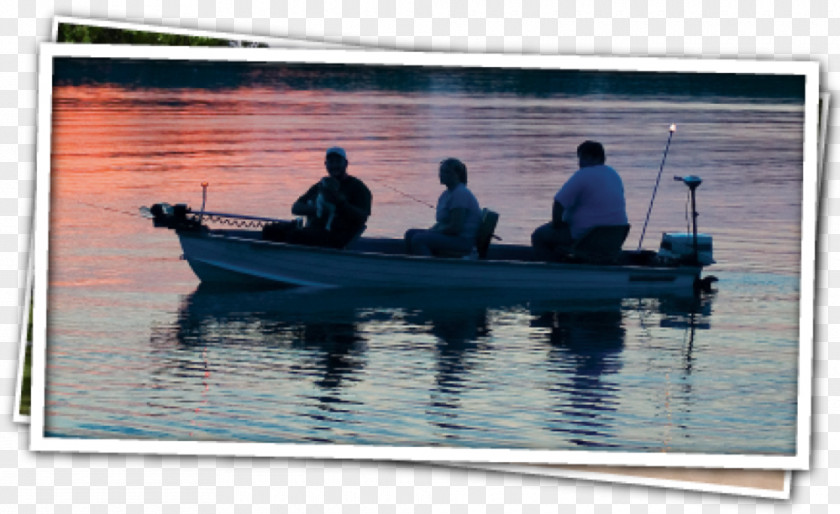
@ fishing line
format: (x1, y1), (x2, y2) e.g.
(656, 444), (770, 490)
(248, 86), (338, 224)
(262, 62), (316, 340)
(367, 177), (502, 241)
(367, 178), (436, 209)
(71, 199), (148, 220)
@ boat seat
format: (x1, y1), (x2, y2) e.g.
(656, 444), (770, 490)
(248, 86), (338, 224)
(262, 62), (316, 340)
(475, 208), (500, 259)
(435, 208), (500, 259)
(557, 224), (630, 264)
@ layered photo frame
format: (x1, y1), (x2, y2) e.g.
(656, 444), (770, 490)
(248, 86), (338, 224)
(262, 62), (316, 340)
(13, 16), (829, 499)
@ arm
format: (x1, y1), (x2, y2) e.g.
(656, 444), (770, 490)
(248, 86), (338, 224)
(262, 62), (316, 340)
(551, 200), (565, 230)
(434, 207), (467, 236)
(332, 182), (372, 225)
(291, 185), (319, 217)
(553, 171), (580, 229)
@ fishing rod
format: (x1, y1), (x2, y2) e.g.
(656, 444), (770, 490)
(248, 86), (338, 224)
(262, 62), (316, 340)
(637, 123), (677, 251)
(145, 179), (435, 221)
(195, 176), (436, 212)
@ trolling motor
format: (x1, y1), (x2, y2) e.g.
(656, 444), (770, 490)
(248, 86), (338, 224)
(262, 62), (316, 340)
(149, 202), (203, 231)
(657, 175), (715, 268)
(145, 183), (209, 231)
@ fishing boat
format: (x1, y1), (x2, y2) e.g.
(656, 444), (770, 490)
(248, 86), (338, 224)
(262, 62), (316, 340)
(145, 176), (715, 294)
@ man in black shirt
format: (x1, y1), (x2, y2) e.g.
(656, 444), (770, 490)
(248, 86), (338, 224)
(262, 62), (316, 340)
(264, 147), (372, 249)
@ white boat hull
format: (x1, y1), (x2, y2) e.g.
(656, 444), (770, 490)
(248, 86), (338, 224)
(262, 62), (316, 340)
(177, 231), (702, 294)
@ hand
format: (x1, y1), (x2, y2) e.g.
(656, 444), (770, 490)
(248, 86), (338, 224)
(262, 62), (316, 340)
(320, 188), (343, 204)
(292, 199), (317, 217)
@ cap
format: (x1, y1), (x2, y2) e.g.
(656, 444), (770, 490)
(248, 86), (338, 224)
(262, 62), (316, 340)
(325, 146), (347, 160)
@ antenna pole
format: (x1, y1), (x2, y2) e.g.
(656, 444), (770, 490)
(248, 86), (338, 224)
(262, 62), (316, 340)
(199, 182), (208, 224)
(637, 124), (676, 251)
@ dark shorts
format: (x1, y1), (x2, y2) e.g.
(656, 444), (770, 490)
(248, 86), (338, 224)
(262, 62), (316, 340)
(262, 222), (358, 249)
(404, 228), (474, 256)
(530, 222), (573, 261)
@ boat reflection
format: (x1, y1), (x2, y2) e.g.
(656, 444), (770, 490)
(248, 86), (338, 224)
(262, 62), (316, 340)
(161, 285), (374, 429)
(149, 285), (714, 446)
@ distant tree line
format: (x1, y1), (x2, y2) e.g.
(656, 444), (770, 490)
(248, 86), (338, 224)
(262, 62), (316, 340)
(19, 295), (32, 416)
(56, 24), (268, 47)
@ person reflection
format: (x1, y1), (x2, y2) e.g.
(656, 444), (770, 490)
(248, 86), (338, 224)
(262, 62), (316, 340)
(405, 303), (491, 439)
(532, 299), (625, 448)
(289, 319), (367, 394)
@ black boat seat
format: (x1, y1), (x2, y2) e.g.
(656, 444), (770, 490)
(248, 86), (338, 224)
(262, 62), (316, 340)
(475, 208), (500, 259)
(434, 208), (500, 259)
(557, 224), (630, 264)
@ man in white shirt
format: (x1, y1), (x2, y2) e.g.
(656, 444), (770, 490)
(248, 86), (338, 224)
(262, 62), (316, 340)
(531, 141), (628, 261)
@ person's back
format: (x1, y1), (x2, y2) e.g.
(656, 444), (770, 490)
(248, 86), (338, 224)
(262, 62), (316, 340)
(555, 163), (627, 240)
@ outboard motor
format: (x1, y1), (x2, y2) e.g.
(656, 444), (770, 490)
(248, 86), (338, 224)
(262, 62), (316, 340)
(657, 175), (718, 292)
(657, 232), (715, 265)
(150, 203), (174, 227)
(656, 175), (715, 267)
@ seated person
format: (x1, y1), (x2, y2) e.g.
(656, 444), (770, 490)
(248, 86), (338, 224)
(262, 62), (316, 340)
(404, 158), (482, 257)
(531, 140), (627, 261)
(263, 146), (372, 249)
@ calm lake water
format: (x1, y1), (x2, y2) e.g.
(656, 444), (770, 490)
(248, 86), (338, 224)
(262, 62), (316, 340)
(44, 58), (805, 455)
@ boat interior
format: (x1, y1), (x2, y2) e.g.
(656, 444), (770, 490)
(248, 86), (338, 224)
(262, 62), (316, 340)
(171, 205), (668, 267)
(210, 228), (662, 267)
(347, 236), (659, 266)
